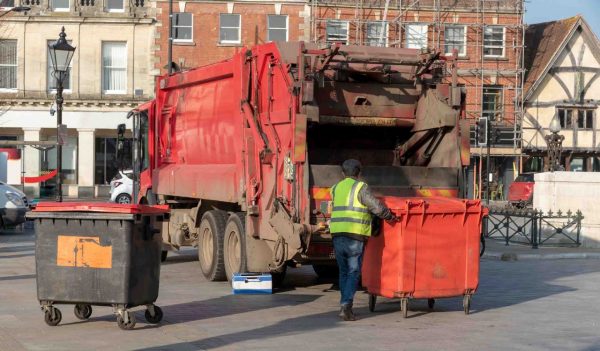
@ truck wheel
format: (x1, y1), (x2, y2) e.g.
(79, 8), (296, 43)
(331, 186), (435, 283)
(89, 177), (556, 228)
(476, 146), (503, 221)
(312, 264), (339, 280)
(224, 212), (247, 281)
(197, 210), (227, 281)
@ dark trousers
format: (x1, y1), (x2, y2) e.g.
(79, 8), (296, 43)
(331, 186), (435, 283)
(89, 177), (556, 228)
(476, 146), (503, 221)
(333, 235), (364, 306)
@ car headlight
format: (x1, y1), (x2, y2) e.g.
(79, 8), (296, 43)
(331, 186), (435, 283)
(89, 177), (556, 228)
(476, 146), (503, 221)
(6, 192), (25, 207)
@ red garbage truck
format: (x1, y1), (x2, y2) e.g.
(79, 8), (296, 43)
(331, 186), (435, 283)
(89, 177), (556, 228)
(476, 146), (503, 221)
(121, 41), (471, 282)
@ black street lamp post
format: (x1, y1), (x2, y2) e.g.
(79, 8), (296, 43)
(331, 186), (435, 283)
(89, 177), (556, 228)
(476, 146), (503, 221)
(48, 27), (76, 202)
(545, 114), (564, 172)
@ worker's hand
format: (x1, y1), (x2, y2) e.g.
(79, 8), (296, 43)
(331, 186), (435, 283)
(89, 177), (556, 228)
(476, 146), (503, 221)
(385, 212), (399, 225)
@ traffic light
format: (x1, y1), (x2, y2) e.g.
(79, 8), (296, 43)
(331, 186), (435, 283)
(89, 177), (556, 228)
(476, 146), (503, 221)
(477, 117), (488, 146)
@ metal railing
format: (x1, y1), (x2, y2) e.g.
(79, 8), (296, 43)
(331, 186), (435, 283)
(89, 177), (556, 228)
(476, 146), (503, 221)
(485, 207), (583, 248)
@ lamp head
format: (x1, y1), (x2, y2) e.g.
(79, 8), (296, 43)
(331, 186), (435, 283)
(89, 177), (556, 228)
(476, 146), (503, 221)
(48, 27), (76, 74)
(549, 114), (561, 134)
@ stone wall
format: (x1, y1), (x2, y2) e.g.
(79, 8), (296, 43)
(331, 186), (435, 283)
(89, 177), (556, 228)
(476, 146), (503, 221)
(534, 172), (600, 248)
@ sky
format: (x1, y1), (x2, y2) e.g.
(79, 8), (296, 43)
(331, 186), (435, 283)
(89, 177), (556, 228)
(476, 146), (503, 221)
(525, 0), (600, 37)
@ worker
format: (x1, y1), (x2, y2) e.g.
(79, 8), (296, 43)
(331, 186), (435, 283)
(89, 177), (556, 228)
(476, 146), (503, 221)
(330, 159), (396, 321)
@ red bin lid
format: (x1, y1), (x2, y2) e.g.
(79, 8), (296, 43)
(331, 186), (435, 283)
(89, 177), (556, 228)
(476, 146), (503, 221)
(33, 202), (170, 215)
(381, 196), (486, 215)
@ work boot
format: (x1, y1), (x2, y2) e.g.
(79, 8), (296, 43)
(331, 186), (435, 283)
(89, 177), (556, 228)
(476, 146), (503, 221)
(340, 304), (356, 321)
(338, 306), (346, 319)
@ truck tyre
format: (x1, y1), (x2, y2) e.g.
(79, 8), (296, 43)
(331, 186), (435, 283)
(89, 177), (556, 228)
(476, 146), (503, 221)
(312, 264), (339, 280)
(197, 210), (228, 281)
(224, 212), (247, 281)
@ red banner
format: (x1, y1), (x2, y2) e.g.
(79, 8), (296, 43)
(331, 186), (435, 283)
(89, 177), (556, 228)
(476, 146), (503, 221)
(22, 169), (58, 184)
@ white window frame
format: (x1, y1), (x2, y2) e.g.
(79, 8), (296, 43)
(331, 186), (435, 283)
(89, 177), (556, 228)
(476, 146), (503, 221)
(102, 41), (127, 95)
(483, 26), (505, 58)
(47, 39), (72, 93)
(326, 20), (349, 45)
(444, 25), (467, 56)
(405, 23), (428, 49)
(366, 21), (388, 47)
(267, 14), (288, 42)
(172, 12), (193, 43)
(0, 39), (17, 92)
(482, 86), (504, 122)
(51, 0), (70, 12)
(219, 13), (241, 45)
(105, 0), (124, 13)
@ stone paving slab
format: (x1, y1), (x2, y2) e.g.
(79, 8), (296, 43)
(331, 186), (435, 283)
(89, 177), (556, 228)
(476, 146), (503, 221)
(2, 228), (600, 350)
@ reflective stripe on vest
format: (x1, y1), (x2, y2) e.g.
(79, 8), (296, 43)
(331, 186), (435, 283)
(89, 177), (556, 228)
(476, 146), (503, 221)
(329, 178), (372, 236)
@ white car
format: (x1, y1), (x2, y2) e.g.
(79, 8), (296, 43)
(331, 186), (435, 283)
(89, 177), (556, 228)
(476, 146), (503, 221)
(109, 170), (133, 204)
(0, 182), (29, 228)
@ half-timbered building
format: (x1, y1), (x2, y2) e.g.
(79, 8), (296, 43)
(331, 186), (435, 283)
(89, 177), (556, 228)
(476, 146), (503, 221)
(522, 16), (600, 172)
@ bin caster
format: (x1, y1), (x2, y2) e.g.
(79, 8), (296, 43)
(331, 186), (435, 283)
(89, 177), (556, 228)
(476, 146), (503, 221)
(74, 304), (92, 320)
(427, 298), (435, 310)
(44, 306), (62, 326)
(368, 294), (376, 312)
(116, 311), (136, 330)
(145, 305), (163, 324)
(400, 298), (409, 318)
(463, 295), (471, 315)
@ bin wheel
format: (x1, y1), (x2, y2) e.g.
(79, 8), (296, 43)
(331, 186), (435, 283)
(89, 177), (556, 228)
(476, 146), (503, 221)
(116, 312), (136, 330)
(161, 250), (168, 262)
(44, 307), (61, 326)
(368, 294), (377, 312)
(74, 304), (92, 320)
(427, 298), (435, 310)
(463, 295), (471, 315)
(401, 298), (408, 318)
(145, 305), (163, 324)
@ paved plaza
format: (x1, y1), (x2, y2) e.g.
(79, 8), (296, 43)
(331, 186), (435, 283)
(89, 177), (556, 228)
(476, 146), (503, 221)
(1, 227), (599, 351)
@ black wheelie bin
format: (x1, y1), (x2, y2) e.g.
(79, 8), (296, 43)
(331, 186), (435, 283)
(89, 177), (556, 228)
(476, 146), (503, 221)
(27, 202), (168, 330)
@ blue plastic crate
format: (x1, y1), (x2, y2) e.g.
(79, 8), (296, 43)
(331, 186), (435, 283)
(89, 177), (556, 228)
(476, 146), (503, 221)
(232, 273), (272, 294)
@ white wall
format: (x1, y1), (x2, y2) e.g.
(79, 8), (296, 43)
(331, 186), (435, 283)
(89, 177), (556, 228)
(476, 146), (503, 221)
(0, 110), (133, 130)
(534, 172), (600, 247)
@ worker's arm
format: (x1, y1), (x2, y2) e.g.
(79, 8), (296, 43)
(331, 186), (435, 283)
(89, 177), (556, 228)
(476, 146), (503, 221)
(358, 185), (394, 220)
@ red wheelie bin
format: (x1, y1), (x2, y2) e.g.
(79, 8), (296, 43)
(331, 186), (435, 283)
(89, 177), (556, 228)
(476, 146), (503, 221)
(361, 197), (486, 317)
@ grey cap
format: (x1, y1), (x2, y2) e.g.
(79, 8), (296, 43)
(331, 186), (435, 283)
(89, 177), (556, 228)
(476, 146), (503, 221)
(342, 159), (362, 177)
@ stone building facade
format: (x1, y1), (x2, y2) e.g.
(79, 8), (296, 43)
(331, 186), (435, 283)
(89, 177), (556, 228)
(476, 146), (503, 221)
(0, 1), (155, 197)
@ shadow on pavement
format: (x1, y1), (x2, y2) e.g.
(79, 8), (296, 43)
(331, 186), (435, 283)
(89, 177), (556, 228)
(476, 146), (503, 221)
(0, 253), (34, 259)
(134, 308), (378, 351)
(0, 274), (36, 282)
(157, 293), (321, 325)
(0, 232), (34, 243)
(0, 244), (35, 253)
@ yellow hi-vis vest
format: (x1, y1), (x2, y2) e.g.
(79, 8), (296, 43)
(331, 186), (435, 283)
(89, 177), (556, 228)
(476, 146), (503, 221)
(329, 177), (372, 236)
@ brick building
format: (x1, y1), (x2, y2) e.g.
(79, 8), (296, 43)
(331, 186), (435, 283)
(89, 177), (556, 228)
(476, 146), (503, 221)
(152, 0), (525, 200)
(307, 0), (525, 199)
(153, 0), (310, 72)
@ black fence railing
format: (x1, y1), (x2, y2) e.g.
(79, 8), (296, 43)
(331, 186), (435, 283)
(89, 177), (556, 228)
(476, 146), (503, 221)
(485, 207), (583, 248)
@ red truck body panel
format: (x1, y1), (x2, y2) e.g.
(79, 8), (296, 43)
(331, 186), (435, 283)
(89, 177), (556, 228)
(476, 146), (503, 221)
(134, 41), (471, 268)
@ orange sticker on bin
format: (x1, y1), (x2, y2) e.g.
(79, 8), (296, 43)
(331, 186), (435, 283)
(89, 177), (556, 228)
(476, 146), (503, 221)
(57, 235), (112, 269)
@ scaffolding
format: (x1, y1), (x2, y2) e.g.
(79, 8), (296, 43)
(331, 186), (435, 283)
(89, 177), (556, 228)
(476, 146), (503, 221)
(309, 0), (526, 200)
(308, 0), (525, 146)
